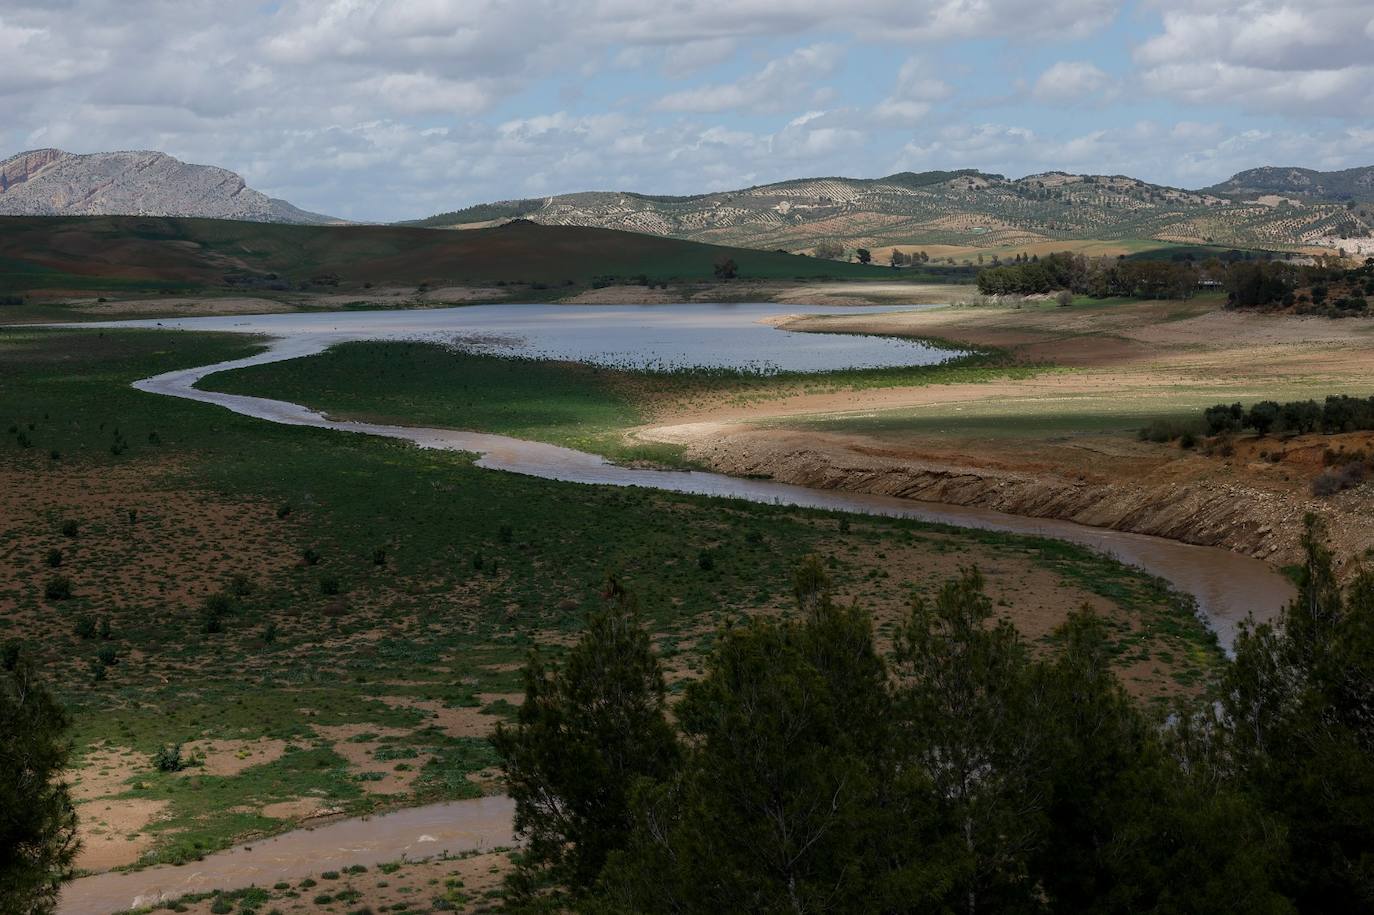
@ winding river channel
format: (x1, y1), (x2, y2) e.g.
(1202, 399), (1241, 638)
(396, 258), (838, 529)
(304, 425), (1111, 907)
(56, 303), (1294, 913)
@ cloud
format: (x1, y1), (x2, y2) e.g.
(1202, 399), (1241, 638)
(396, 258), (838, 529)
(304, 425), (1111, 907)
(1136, 0), (1374, 115)
(1030, 61), (1116, 105)
(873, 58), (952, 124)
(0, 0), (1367, 222)
(653, 44), (841, 113)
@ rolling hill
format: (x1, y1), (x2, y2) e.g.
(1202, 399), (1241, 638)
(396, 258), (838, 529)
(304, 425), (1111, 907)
(0, 215), (883, 295)
(1203, 166), (1374, 204)
(407, 167), (1374, 254)
(0, 149), (337, 224)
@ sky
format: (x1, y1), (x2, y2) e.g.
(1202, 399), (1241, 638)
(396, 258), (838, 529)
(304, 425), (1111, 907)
(2, 0), (1371, 222)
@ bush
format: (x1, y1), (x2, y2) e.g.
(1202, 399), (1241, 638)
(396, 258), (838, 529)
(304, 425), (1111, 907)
(45, 548), (62, 568)
(74, 616), (97, 640)
(697, 550), (715, 571)
(154, 743), (185, 772)
(60, 519), (79, 538)
(44, 576), (73, 601)
(319, 576), (340, 596)
(1311, 462), (1367, 497)
(301, 547), (321, 566)
(1137, 417), (1202, 444)
(96, 644), (118, 666)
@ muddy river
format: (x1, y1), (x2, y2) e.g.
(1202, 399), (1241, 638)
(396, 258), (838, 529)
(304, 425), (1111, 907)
(57, 304), (1294, 913)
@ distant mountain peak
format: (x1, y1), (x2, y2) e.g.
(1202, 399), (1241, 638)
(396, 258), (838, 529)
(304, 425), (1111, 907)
(0, 148), (338, 224)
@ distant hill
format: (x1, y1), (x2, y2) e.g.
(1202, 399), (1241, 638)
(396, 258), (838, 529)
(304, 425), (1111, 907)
(1203, 166), (1374, 204)
(406, 168), (1374, 253)
(0, 149), (337, 224)
(0, 215), (883, 295)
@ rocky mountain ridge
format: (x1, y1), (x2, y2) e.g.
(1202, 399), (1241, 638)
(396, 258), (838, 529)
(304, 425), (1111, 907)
(0, 148), (336, 224)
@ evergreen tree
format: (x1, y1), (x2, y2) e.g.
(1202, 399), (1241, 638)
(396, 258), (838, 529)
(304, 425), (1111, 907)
(891, 568), (1046, 914)
(1220, 515), (1374, 909)
(491, 577), (679, 900)
(601, 562), (948, 913)
(0, 653), (79, 915)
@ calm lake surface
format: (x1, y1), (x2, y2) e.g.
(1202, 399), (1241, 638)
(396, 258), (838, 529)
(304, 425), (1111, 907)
(90, 302), (960, 372)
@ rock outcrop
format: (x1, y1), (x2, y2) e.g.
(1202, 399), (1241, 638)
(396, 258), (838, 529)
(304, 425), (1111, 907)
(0, 148), (336, 224)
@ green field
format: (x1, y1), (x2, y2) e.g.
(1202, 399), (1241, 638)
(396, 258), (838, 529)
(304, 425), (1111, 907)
(0, 328), (1218, 870)
(200, 340), (1047, 464)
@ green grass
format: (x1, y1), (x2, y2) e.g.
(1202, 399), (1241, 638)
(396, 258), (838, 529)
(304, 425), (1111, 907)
(0, 327), (1222, 866)
(200, 340), (1046, 463)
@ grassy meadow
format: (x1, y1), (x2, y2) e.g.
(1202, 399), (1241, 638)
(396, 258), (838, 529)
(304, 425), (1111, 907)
(201, 339), (1047, 463)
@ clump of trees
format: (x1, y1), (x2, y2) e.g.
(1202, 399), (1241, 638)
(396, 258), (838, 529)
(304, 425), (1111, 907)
(975, 252), (1374, 313)
(1, 647), (79, 915)
(976, 252), (1199, 299)
(1201, 395), (1374, 438)
(1227, 256), (1373, 315)
(813, 240), (845, 260)
(495, 530), (1374, 912)
(890, 249), (931, 267)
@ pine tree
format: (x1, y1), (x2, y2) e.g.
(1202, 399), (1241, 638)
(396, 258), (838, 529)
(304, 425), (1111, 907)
(0, 653), (80, 915)
(491, 577), (678, 901)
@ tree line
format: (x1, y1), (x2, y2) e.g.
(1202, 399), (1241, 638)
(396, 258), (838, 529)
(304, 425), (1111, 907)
(974, 251), (1374, 312)
(1225, 257), (1373, 314)
(1203, 394), (1374, 437)
(975, 252), (1198, 299)
(493, 519), (1374, 913)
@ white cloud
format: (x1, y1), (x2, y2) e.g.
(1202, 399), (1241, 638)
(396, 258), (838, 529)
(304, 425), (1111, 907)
(873, 57), (952, 124)
(1031, 61), (1116, 105)
(1136, 1), (1374, 115)
(653, 44), (841, 113)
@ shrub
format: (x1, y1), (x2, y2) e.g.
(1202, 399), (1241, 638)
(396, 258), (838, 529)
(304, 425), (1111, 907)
(96, 644), (118, 666)
(44, 576), (73, 601)
(45, 548), (62, 568)
(319, 576), (340, 596)
(371, 546), (387, 566)
(1, 639), (20, 671)
(1137, 417), (1201, 444)
(1311, 462), (1367, 497)
(697, 550), (715, 571)
(202, 592), (234, 633)
(75, 616), (97, 639)
(276, 503), (292, 519)
(210, 897), (232, 914)
(60, 519), (79, 538)
(301, 547), (321, 566)
(154, 743), (185, 772)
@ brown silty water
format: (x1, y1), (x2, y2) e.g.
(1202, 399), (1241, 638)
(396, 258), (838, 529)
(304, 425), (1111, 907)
(58, 310), (1294, 913)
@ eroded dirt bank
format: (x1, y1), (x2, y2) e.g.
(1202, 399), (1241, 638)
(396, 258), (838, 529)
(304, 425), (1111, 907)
(675, 426), (1372, 569)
